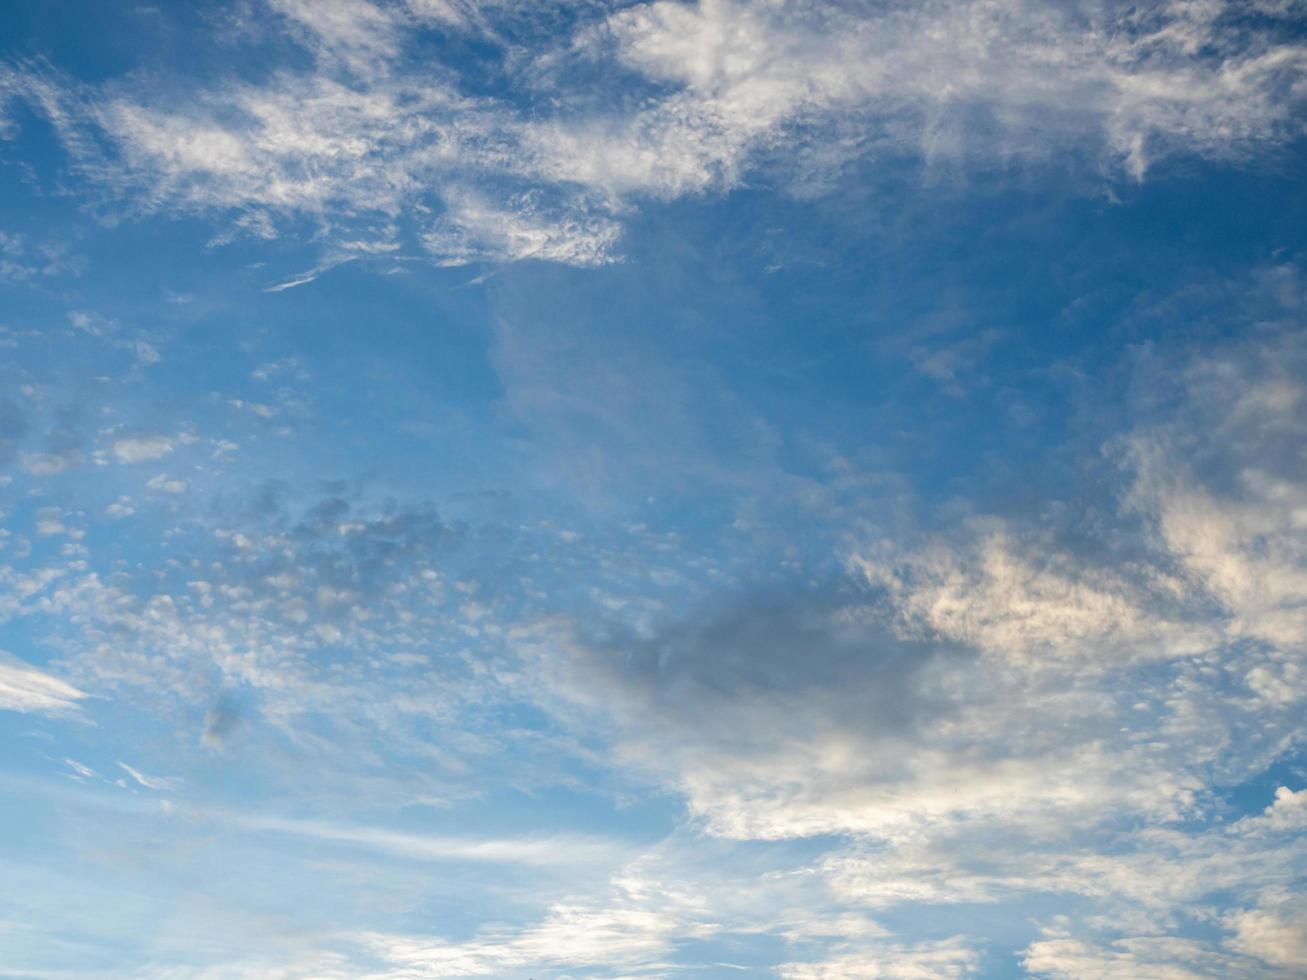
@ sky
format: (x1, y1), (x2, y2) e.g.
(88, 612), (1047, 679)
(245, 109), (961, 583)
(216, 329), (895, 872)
(0, 0), (1306, 977)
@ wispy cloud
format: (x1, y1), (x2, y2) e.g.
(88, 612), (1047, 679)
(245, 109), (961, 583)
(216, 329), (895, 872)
(117, 761), (180, 791)
(264, 270), (324, 293)
(0, 652), (86, 716)
(6, 0), (1305, 265)
(235, 812), (621, 867)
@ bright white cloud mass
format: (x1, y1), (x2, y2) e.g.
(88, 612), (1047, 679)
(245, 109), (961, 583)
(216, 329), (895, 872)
(0, 1), (1305, 977)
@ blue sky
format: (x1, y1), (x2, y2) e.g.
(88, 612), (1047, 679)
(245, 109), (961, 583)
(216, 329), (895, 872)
(1, 1), (1307, 977)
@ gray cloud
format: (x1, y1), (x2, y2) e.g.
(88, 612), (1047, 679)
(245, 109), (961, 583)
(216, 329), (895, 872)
(567, 589), (964, 741)
(202, 692), (247, 748)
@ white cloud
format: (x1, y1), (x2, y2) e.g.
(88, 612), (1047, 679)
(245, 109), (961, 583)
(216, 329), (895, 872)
(420, 188), (622, 267)
(19, 450), (81, 476)
(1224, 891), (1307, 971)
(112, 434), (173, 464)
(105, 496), (135, 519)
(34, 508), (67, 536)
(779, 937), (980, 980)
(0, 228), (76, 282)
(270, 0), (407, 69)
(0, 651), (86, 716)
(134, 340), (161, 366)
(264, 269), (325, 292)
(1233, 786), (1307, 836)
(229, 399), (278, 418)
(64, 757), (97, 778)
(117, 761), (180, 791)
(1021, 935), (1246, 980)
(853, 526), (1210, 669)
(8, 0), (1306, 264)
(354, 868), (715, 978)
(146, 473), (188, 494)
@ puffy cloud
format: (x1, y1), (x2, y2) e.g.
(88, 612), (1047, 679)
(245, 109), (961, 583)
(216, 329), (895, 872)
(853, 526), (1211, 669)
(1126, 380), (1307, 656)
(518, 583), (1212, 843)
(112, 434), (173, 464)
(146, 473), (188, 493)
(19, 449), (81, 476)
(1233, 786), (1307, 836)
(1224, 891), (1307, 971)
(105, 496), (135, 519)
(34, 508), (68, 536)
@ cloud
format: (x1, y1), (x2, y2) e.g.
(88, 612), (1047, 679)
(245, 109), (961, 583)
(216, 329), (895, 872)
(34, 508), (68, 536)
(112, 434), (174, 464)
(7, 492), (572, 807)
(202, 693), (244, 749)
(117, 761), (180, 791)
(853, 525), (1211, 669)
(0, 651), (86, 716)
(64, 757), (97, 778)
(270, 0), (408, 70)
(520, 592), (1003, 839)
(0, 228), (78, 283)
(233, 812), (618, 868)
(778, 937), (980, 980)
(19, 449), (81, 476)
(6, 0), (1306, 265)
(1224, 891), (1307, 971)
(503, 317), (1307, 877)
(532, 604), (1216, 847)
(229, 399), (279, 418)
(0, 267), (1302, 973)
(519, 551), (1224, 841)
(1021, 934), (1251, 980)
(264, 269), (325, 293)
(146, 473), (188, 493)
(105, 496), (135, 519)
(420, 188), (622, 267)
(1234, 786), (1307, 836)
(353, 867), (716, 977)
(1124, 343), (1307, 659)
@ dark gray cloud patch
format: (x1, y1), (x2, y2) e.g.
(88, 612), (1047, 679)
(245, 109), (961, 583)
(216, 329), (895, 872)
(202, 692), (246, 749)
(525, 586), (996, 837)
(574, 590), (966, 740)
